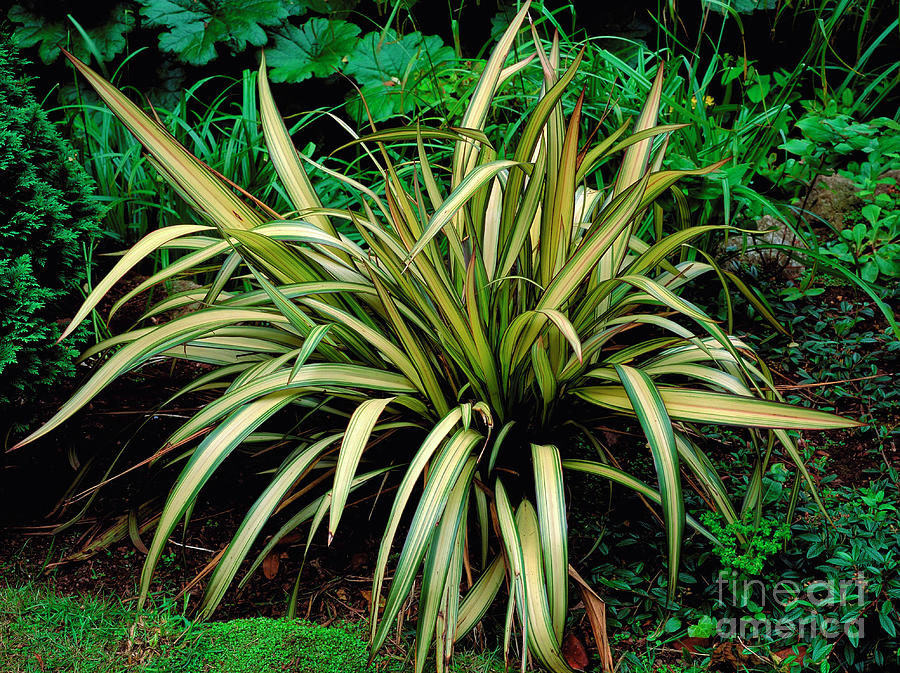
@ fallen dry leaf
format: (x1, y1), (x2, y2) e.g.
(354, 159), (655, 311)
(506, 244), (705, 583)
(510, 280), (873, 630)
(673, 636), (712, 654)
(568, 565), (614, 671)
(710, 641), (757, 669)
(562, 632), (589, 670)
(262, 552), (280, 579)
(360, 589), (385, 610)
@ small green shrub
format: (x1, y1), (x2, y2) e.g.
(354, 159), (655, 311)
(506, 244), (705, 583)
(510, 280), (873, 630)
(0, 38), (100, 412)
(700, 511), (790, 576)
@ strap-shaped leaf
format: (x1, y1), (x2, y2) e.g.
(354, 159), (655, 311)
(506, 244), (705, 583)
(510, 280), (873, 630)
(12, 309), (289, 449)
(242, 222), (368, 263)
(435, 526), (466, 673)
(328, 397), (396, 543)
(369, 407), (465, 640)
(405, 160), (524, 264)
(540, 88), (583, 290)
(239, 464), (388, 588)
(463, 257), (503, 411)
(139, 390), (298, 607)
(531, 444), (568, 639)
(370, 273), (449, 416)
(500, 309), (583, 382)
(674, 433), (740, 528)
(64, 51), (262, 232)
(561, 459), (715, 543)
(516, 500), (573, 673)
(531, 341), (556, 418)
(498, 46), (585, 243)
(614, 64), (664, 196)
(453, 1), (531, 179)
(613, 365), (683, 601)
(58, 224), (211, 341)
(299, 297), (424, 391)
(258, 53), (334, 236)
(337, 125), (492, 152)
(493, 478), (526, 629)
(199, 436), (334, 617)
(456, 554), (505, 637)
(166, 365), (416, 447)
(576, 385), (861, 429)
(575, 123), (689, 184)
(415, 457), (475, 673)
(109, 241), (231, 320)
(372, 429), (480, 654)
(246, 264), (316, 337)
(290, 324), (333, 381)
(538, 175), (649, 312)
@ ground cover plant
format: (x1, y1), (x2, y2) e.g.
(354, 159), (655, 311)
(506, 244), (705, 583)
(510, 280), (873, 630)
(0, 580), (535, 672)
(11, 4), (868, 673)
(570, 469), (900, 671)
(0, 583), (378, 673)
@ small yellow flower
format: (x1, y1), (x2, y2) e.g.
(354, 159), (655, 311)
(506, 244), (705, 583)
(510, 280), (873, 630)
(690, 94), (716, 109)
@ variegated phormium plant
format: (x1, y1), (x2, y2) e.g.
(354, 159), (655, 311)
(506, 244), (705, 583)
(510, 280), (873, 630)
(14, 4), (860, 672)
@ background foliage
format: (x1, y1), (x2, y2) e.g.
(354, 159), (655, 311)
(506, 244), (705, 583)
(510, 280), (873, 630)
(0, 38), (99, 412)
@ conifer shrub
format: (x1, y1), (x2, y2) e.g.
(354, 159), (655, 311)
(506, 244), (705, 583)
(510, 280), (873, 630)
(0, 38), (100, 414)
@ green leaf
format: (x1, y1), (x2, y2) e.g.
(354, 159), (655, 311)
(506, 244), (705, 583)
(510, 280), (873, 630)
(344, 30), (455, 120)
(346, 30), (454, 87)
(577, 385), (861, 430)
(780, 138), (812, 156)
(328, 397), (395, 543)
(268, 18), (360, 83)
(68, 7), (138, 65)
(531, 444), (568, 640)
(9, 4), (136, 64)
(614, 365), (683, 601)
(9, 6), (67, 64)
(303, 0), (358, 11)
(140, 0), (290, 65)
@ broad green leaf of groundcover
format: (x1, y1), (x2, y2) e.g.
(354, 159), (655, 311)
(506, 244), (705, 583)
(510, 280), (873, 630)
(139, 0), (290, 65)
(303, 0), (360, 11)
(8, 4), (135, 64)
(344, 30), (455, 120)
(267, 18), (360, 83)
(710, 0), (777, 15)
